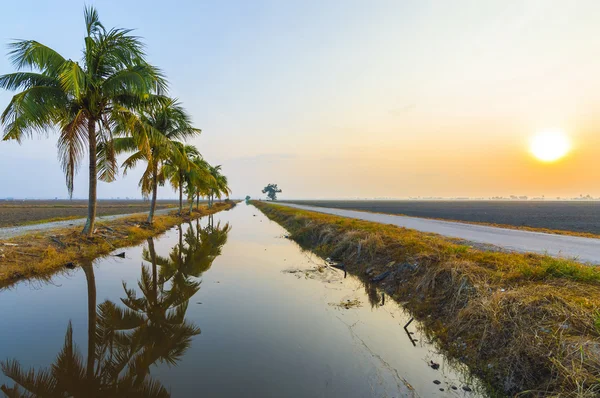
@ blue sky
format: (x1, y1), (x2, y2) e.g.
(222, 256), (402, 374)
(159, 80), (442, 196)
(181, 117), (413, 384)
(2, 1), (600, 199)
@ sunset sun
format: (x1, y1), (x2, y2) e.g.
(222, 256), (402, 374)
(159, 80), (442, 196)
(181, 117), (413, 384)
(530, 130), (571, 162)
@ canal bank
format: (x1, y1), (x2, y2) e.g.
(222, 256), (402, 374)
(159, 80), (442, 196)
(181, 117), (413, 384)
(254, 201), (600, 397)
(0, 201), (236, 288)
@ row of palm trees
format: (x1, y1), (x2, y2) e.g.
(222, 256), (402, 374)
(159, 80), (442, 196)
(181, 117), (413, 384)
(0, 6), (230, 235)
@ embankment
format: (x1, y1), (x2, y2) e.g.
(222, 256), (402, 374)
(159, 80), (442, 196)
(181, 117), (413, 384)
(0, 201), (236, 288)
(254, 201), (600, 397)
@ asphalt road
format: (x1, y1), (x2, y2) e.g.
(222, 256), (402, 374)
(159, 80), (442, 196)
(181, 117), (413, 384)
(278, 203), (600, 264)
(0, 208), (172, 240)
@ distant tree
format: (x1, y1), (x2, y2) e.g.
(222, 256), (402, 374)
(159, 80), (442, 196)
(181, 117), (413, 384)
(262, 183), (282, 201)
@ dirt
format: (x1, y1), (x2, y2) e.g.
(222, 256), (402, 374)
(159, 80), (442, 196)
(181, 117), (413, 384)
(285, 200), (600, 235)
(0, 200), (180, 227)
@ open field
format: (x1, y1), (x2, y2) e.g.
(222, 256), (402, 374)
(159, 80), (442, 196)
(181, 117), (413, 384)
(0, 199), (181, 227)
(285, 200), (600, 235)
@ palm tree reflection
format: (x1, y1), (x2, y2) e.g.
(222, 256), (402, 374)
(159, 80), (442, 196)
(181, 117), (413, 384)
(1, 220), (230, 397)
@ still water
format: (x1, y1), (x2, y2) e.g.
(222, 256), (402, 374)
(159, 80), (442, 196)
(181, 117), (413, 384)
(0, 204), (485, 397)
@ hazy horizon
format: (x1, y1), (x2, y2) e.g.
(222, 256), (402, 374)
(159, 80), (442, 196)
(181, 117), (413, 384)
(2, 0), (600, 200)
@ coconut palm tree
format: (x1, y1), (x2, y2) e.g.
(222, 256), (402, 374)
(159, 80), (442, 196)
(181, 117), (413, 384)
(163, 143), (201, 215)
(184, 156), (214, 214)
(113, 98), (201, 223)
(0, 6), (166, 235)
(207, 165), (231, 208)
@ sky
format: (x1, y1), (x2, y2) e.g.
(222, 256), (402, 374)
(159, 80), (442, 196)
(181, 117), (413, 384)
(1, 0), (600, 200)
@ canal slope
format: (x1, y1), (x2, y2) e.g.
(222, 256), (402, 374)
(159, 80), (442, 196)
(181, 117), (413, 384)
(277, 202), (600, 264)
(255, 201), (600, 397)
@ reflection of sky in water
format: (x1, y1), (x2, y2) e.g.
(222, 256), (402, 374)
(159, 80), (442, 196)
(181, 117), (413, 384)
(0, 204), (484, 397)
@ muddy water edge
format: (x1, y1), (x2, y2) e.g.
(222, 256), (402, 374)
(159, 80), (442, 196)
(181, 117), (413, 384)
(0, 203), (485, 397)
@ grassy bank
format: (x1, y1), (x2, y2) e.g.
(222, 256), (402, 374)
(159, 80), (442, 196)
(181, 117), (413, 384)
(254, 201), (600, 397)
(0, 202), (235, 289)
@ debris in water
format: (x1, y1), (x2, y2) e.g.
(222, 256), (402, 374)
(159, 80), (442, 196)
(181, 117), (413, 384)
(114, 252), (126, 258)
(329, 298), (361, 309)
(433, 380), (441, 385)
(429, 360), (440, 370)
(451, 386), (457, 390)
(462, 385), (472, 392)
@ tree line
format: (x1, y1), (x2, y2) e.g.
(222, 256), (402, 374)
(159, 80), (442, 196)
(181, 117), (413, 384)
(0, 6), (230, 235)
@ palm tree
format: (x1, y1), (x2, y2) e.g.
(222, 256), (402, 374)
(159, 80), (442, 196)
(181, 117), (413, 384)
(184, 156), (214, 214)
(0, 6), (166, 235)
(163, 143), (201, 215)
(207, 165), (231, 208)
(113, 99), (201, 224)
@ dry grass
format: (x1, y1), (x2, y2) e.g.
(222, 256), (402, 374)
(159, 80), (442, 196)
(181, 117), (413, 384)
(322, 206), (600, 240)
(0, 202), (235, 289)
(255, 202), (600, 397)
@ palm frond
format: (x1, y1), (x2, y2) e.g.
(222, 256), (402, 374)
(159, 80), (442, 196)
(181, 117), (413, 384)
(7, 40), (66, 72)
(57, 109), (88, 197)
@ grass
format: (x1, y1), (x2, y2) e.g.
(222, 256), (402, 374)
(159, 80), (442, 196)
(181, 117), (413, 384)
(0, 202), (235, 289)
(254, 201), (600, 397)
(305, 205), (600, 240)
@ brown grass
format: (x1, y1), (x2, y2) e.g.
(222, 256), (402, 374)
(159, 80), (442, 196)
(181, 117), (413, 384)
(255, 202), (600, 397)
(313, 206), (600, 240)
(0, 202), (235, 289)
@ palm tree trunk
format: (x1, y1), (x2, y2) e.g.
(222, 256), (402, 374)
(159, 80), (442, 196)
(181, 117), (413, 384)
(196, 194), (199, 210)
(148, 164), (158, 224)
(178, 172), (183, 216)
(82, 119), (97, 236)
(82, 264), (97, 379)
(189, 197), (193, 214)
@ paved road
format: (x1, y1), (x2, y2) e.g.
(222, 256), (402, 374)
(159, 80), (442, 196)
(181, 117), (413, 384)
(0, 208), (172, 240)
(277, 203), (600, 264)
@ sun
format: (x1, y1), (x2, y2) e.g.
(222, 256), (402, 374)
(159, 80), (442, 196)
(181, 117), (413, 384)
(530, 130), (571, 162)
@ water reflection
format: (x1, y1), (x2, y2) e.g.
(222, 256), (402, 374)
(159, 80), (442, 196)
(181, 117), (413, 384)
(0, 220), (231, 397)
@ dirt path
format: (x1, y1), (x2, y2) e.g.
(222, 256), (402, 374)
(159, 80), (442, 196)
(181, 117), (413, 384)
(0, 208), (172, 240)
(278, 203), (600, 264)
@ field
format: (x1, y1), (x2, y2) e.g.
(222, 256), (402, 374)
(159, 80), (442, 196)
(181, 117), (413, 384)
(0, 199), (180, 227)
(286, 200), (600, 235)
